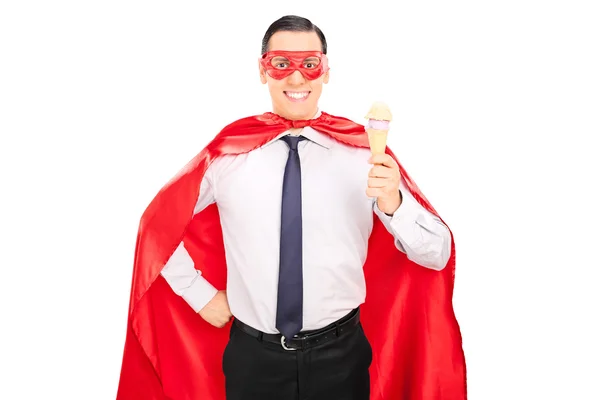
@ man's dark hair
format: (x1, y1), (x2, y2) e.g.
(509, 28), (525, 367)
(261, 15), (327, 55)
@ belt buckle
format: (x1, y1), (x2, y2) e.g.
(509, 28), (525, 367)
(280, 336), (297, 351)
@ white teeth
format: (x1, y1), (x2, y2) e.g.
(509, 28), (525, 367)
(286, 92), (309, 99)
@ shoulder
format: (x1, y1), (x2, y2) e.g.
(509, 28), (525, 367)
(206, 153), (240, 178)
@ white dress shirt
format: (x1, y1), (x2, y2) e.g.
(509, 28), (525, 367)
(160, 119), (452, 333)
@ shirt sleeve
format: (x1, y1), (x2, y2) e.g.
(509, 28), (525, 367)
(159, 169), (219, 312)
(373, 179), (452, 271)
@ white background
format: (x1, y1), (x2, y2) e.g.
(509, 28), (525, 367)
(1, 0), (599, 399)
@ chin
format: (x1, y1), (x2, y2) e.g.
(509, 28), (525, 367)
(286, 105), (317, 120)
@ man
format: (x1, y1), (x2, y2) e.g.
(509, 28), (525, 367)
(117, 15), (466, 400)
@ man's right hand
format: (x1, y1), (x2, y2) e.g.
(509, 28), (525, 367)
(199, 290), (233, 328)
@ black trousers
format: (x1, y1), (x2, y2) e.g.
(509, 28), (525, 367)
(222, 314), (372, 400)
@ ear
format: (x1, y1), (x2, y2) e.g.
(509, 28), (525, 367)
(258, 60), (268, 84)
(323, 70), (330, 84)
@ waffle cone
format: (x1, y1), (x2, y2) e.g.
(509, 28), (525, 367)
(367, 128), (388, 155)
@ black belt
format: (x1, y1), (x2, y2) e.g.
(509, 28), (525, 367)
(233, 308), (361, 351)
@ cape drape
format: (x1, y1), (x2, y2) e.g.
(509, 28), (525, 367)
(116, 111), (467, 399)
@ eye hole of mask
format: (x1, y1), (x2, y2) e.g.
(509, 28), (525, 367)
(269, 56), (321, 69)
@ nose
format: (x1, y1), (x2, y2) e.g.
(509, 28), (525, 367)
(287, 69), (306, 85)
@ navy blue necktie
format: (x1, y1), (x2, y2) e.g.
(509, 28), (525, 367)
(276, 135), (306, 340)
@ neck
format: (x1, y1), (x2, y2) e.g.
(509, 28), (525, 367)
(272, 107), (319, 121)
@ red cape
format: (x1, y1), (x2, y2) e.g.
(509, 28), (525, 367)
(116, 111), (467, 399)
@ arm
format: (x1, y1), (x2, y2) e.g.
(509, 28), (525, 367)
(367, 153), (451, 271)
(161, 241), (219, 313)
(373, 181), (451, 271)
(160, 170), (219, 312)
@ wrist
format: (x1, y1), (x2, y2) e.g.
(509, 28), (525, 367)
(378, 190), (402, 216)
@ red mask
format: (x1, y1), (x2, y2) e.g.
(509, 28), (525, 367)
(260, 51), (329, 80)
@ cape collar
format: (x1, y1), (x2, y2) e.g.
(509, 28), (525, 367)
(260, 109), (334, 149)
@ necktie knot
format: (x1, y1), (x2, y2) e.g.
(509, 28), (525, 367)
(281, 135), (306, 151)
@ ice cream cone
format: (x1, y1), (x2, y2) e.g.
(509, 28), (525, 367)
(365, 102), (392, 156)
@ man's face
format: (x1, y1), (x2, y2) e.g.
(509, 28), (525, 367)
(259, 31), (329, 120)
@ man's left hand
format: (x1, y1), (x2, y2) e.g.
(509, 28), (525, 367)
(367, 153), (402, 215)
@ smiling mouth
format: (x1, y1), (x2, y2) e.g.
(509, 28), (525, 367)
(284, 91), (310, 102)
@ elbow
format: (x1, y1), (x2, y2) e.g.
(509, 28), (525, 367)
(413, 238), (451, 271)
(429, 253), (449, 271)
(436, 235), (452, 271)
(396, 225), (453, 271)
(430, 235), (452, 271)
(408, 249), (449, 271)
